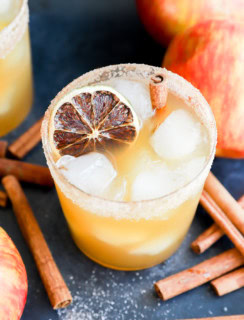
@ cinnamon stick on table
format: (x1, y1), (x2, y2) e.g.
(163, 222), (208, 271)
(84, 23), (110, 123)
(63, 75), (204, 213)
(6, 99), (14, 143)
(2, 175), (72, 309)
(204, 172), (244, 234)
(8, 117), (43, 159)
(178, 316), (244, 320)
(191, 194), (244, 254)
(0, 158), (53, 187)
(191, 224), (224, 254)
(0, 191), (7, 207)
(200, 190), (244, 256)
(154, 248), (243, 301)
(0, 141), (8, 158)
(211, 267), (244, 296)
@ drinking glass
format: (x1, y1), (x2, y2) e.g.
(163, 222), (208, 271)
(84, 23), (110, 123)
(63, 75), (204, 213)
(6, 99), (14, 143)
(42, 64), (217, 270)
(0, 0), (32, 136)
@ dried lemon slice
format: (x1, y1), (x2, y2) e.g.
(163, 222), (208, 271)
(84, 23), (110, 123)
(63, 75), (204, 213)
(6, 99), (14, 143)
(49, 85), (140, 159)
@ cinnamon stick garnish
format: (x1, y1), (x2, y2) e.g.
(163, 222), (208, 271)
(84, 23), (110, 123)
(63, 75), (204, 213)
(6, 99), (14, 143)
(200, 190), (244, 256)
(154, 248), (243, 301)
(0, 158), (53, 187)
(178, 316), (244, 320)
(0, 190), (7, 207)
(8, 117), (43, 159)
(211, 267), (244, 296)
(0, 141), (8, 158)
(191, 195), (244, 254)
(2, 175), (72, 309)
(149, 73), (168, 110)
(205, 172), (244, 234)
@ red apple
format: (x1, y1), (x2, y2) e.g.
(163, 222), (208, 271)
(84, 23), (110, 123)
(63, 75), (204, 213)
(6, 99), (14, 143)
(163, 19), (244, 158)
(0, 227), (28, 320)
(136, 0), (244, 46)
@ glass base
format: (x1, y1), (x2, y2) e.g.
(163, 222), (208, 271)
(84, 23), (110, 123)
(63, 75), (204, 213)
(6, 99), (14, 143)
(0, 99), (32, 137)
(72, 233), (184, 271)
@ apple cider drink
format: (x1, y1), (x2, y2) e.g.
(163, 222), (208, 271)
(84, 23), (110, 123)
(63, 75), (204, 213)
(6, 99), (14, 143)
(42, 64), (216, 270)
(0, 0), (32, 136)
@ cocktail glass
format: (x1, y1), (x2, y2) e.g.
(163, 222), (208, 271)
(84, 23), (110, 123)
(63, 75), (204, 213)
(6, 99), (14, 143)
(0, 0), (32, 136)
(42, 64), (217, 270)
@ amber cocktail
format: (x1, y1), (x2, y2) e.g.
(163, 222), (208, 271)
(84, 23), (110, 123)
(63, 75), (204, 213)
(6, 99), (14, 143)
(0, 0), (32, 136)
(42, 64), (216, 270)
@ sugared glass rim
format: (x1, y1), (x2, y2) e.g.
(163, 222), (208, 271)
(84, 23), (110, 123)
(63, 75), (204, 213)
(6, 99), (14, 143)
(42, 64), (217, 220)
(0, 0), (29, 59)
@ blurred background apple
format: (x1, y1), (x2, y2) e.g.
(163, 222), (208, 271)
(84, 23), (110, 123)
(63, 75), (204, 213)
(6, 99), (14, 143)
(163, 19), (244, 158)
(0, 227), (28, 320)
(136, 0), (244, 46)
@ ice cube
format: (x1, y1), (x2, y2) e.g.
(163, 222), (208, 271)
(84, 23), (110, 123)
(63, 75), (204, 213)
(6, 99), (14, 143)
(176, 156), (206, 185)
(56, 152), (117, 197)
(131, 164), (177, 201)
(109, 79), (154, 122)
(103, 177), (127, 201)
(94, 225), (144, 246)
(129, 149), (162, 177)
(0, 0), (19, 21)
(130, 234), (175, 256)
(0, 0), (12, 16)
(150, 109), (202, 159)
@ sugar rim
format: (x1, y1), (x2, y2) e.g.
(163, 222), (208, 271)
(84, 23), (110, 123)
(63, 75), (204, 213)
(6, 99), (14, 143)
(42, 64), (217, 220)
(0, 0), (29, 59)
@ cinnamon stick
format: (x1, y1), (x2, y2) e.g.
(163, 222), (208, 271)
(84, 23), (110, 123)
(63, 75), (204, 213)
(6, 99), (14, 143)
(2, 175), (72, 309)
(8, 117), (43, 159)
(211, 267), (244, 296)
(0, 158), (53, 187)
(0, 190), (7, 207)
(154, 248), (243, 301)
(191, 224), (224, 254)
(239, 195), (244, 208)
(204, 172), (244, 234)
(149, 73), (168, 110)
(191, 195), (244, 254)
(0, 141), (8, 158)
(178, 316), (244, 320)
(200, 190), (244, 256)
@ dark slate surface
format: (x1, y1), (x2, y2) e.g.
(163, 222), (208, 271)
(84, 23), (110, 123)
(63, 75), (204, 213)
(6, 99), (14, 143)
(1, 0), (244, 319)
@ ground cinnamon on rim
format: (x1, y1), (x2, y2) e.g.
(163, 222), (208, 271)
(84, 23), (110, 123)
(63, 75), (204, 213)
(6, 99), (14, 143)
(8, 117), (43, 159)
(2, 175), (72, 309)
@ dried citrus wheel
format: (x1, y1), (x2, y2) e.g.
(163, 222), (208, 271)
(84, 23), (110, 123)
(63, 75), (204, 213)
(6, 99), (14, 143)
(49, 85), (140, 159)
